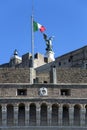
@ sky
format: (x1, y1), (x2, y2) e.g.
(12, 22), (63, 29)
(0, 0), (87, 64)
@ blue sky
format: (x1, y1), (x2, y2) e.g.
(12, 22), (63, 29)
(0, 0), (87, 64)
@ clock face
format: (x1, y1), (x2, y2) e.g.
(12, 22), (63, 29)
(39, 87), (47, 96)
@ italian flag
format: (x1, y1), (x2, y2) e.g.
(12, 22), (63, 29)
(33, 21), (46, 32)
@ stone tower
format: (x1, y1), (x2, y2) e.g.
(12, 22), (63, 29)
(9, 49), (22, 67)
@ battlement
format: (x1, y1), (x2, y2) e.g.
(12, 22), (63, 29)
(0, 51), (54, 68)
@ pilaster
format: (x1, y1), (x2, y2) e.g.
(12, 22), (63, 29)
(80, 105), (86, 126)
(14, 104), (18, 126)
(47, 104), (52, 126)
(36, 104), (40, 126)
(2, 104), (7, 126)
(58, 104), (63, 126)
(69, 105), (74, 126)
(25, 104), (29, 126)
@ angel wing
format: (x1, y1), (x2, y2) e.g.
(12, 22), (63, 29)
(49, 36), (55, 41)
(43, 33), (48, 41)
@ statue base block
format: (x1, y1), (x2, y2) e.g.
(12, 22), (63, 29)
(46, 51), (55, 61)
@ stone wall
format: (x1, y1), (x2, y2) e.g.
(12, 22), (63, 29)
(0, 84), (87, 99)
(0, 84), (87, 129)
(55, 45), (87, 68)
(0, 126), (87, 130)
(1, 45), (87, 69)
(1, 67), (87, 83)
(35, 45), (87, 69)
(36, 67), (87, 83)
(56, 68), (87, 83)
(0, 68), (35, 83)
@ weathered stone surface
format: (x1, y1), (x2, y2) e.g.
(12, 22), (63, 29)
(0, 67), (87, 83)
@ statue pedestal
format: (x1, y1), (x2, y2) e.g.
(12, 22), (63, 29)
(46, 51), (55, 61)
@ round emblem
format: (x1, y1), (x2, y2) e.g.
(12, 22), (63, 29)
(39, 87), (47, 96)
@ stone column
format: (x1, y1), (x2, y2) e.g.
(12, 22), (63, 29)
(58, 104), (63, 126)
(2, 104), (7, 126)
(36, 104), (40, 126)
(25, 104), (29, 126)
(47, 105), (52, 126)
(69, 106), (74, 126)
(80, 105), (86, 126)
(14, 104), (18, 126)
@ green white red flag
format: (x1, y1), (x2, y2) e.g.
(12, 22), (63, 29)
(33, 21), (46, 32)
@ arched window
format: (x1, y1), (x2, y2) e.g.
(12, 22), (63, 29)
(7, 104), (14, 126)
(0, 105), (2, 126)
(74, 104), (81, 126)
(40, 103), (47, 126)
(85, 105), (87, 125)
(63, 105), (69, 126)
(29, 103), (36, 126)
(52, 104), (58, 126)
(18, 103), (25, 126)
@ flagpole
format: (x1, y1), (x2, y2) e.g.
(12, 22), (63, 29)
(31, 0), (34, 68)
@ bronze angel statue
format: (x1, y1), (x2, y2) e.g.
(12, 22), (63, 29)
(43, 33), (54, 52)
